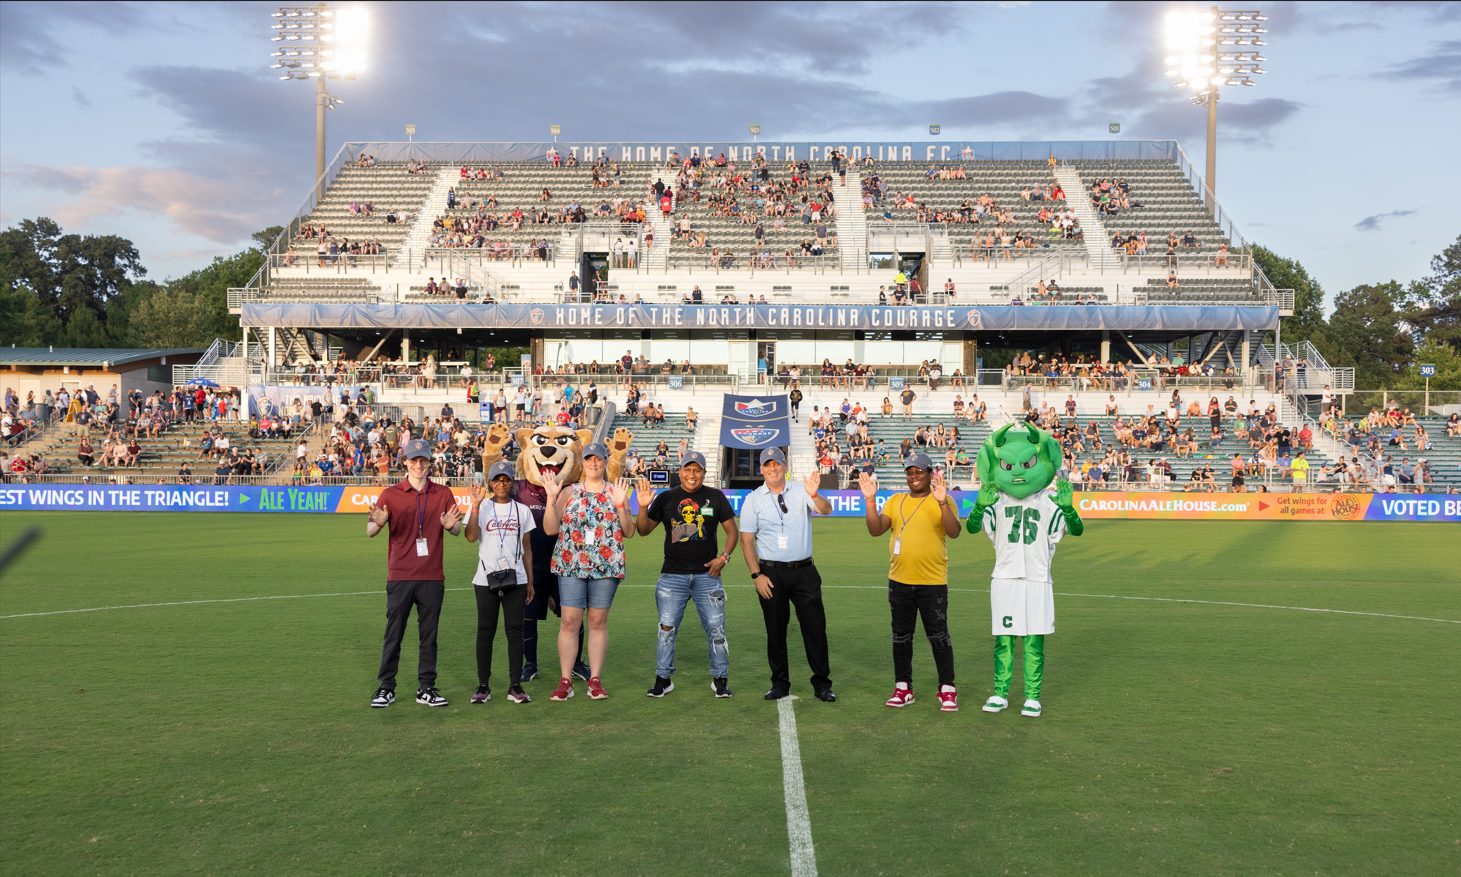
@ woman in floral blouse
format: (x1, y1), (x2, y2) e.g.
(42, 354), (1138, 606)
(543, 441), (634, 702)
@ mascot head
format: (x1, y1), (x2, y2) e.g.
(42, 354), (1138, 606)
(977, 422), (1063, 500)
(515, 425), (594, 486)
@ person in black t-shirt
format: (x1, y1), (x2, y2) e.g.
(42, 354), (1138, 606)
(635, 451), (738, 698)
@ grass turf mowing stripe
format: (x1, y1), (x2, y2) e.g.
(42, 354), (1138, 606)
(778, 698), (818, 877)
(8, 584), (1457, 626)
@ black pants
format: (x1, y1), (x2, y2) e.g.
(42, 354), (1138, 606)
(758, 563), (831, 691)
(377, 579), (445, 691)
(474, 583), (526, 686)
(888, 581), (955, 687)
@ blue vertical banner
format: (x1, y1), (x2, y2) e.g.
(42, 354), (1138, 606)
(720, 394), (791, 449)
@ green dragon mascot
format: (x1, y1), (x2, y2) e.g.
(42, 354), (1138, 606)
(964, 422), (1084, 718)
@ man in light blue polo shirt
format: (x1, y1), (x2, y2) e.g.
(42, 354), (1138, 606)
(739, 447), (837, 702)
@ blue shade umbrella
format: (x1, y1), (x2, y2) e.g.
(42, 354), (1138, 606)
(186, 377), (220, 388)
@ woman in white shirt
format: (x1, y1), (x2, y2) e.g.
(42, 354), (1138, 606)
(465, 460), (537, 704)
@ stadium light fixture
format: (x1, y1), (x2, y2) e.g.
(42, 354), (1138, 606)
(271, 2), (371, 197)
(1164, 5), (1269, 215)
(749, 123), (761, 143)
(549, 124), (561, 144)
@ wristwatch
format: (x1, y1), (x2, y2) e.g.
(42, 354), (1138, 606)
(749, 571), (762, 581)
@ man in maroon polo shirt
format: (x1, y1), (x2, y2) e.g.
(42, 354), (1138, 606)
(368, 439), (465, 708)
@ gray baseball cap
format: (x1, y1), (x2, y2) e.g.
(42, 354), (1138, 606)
(583, 441), (609, 459)
(488, 460), (515, 480)
(759, 448), (786, 465)
(403, 439), (433, 460)
(680, 450), (707, 469)
(904, 452), (934, 471)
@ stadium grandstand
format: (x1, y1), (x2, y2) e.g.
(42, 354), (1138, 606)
(7, 139), (1456, 493)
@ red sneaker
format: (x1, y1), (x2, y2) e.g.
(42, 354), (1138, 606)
(938, 686), (959, 712)
(587, 677), (608, 700)
(885, 685), (915, 708)
(550, 677), (574, 701)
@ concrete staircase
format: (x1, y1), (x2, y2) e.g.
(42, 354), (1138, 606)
(391, 167), (459, 274)
(642, 206), (672, 271)
(1052, 166), (1122, 270)
(833, 174), (867, 271)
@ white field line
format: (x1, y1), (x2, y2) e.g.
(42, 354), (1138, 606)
(778, 697), (818, 877)
(2, 583), (1456, 626)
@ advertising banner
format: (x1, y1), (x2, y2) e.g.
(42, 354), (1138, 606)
(242, 302), (1280, 333)
(719, 394), (791, 450)
(3, 485), (1457, 523)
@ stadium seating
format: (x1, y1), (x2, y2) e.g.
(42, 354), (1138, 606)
(1068, 160), (1230, 253)
(861, 161), (1087, 258)
(1141, 277), (1264, 304)
(436, 161), (658, 261)
(663, 166), (840, 270)
(34, 420), (306, 481)
(287, 163), (438, 256)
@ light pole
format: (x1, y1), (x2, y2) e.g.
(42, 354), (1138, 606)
(749, 124), (761, 144)
(1164, 7), (1267, 215)
(271, 3), (370, 197)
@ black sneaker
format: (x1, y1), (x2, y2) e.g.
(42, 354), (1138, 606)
(415, 687), (449, 707)
(370, 687), (395, 708)
(712, 678), (732, 698)
(764, 687), (790, 700)
(520, 664), (539, 683)
(814, 688), (837, 703)
(572, 661), (592, 682)
(646, 676), (675, 698)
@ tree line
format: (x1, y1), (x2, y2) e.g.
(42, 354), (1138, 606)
(0, 218), (280, 351)
(0, 216), (1455, 390)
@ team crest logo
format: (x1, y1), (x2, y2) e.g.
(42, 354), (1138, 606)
(965, 310), (981, 328)
(734, 399), (778, 417)
(530, 308), (545, 325)
(731, 428), (780, 446)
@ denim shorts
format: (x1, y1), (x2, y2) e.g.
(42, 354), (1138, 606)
(557, 576), (619, 610)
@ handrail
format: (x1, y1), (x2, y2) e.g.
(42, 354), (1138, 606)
(1169, 140), (1251, 252)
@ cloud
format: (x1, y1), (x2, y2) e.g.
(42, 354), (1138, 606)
(0, 2), (152, 74)
(1354, 209), (1418, 232)
(8, 161), (292, 245)
(1379, 39), (1461, 93)
(1220, 97), (1304, 131)
(70, 86), (91, 108)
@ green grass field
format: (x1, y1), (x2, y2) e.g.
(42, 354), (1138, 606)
(1, 513), (1457, 876)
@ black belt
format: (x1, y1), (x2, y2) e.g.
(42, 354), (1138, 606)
(760, 558), (814, 570)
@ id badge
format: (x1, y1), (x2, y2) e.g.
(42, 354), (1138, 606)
(415, 538), (430, 557)
(892, 538), (901, 556)
(777, 535), (789, 550)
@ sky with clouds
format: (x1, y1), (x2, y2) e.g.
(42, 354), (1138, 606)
(1, 0), (1457, 303)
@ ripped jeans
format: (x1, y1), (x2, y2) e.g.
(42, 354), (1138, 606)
(655, 572), (729, 679)
(888, 581), (955, 687)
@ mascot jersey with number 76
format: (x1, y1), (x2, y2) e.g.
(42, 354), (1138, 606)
(965, 422), (1084, 718)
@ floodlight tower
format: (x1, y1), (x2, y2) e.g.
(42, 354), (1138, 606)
(1164, 6), (1267, 215)
(271, 3), (370, 197)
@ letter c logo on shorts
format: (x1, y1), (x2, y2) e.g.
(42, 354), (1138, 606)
(1002, 615), (1013, 629)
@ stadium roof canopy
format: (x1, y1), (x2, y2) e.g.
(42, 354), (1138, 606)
(0, 348), (203, 368)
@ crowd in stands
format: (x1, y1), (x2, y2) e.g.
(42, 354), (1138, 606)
(1319, 402), (1455, 492)
(283, 226), (392, 269)
(661, 152), (840, 269)
(1001, 352), (1239, 391)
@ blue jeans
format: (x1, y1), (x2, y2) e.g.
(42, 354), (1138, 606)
(655, 572), (729, 679)
(557, 576), (619, 609)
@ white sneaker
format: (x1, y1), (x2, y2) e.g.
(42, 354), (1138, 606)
(981, 695), (1008, 713)
(1021, 698), (1042, 717)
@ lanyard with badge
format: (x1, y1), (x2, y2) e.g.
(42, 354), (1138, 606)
(892, 494), (928, 556)
(415, 488), (430, 557)
(771, 487), (790, 551)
